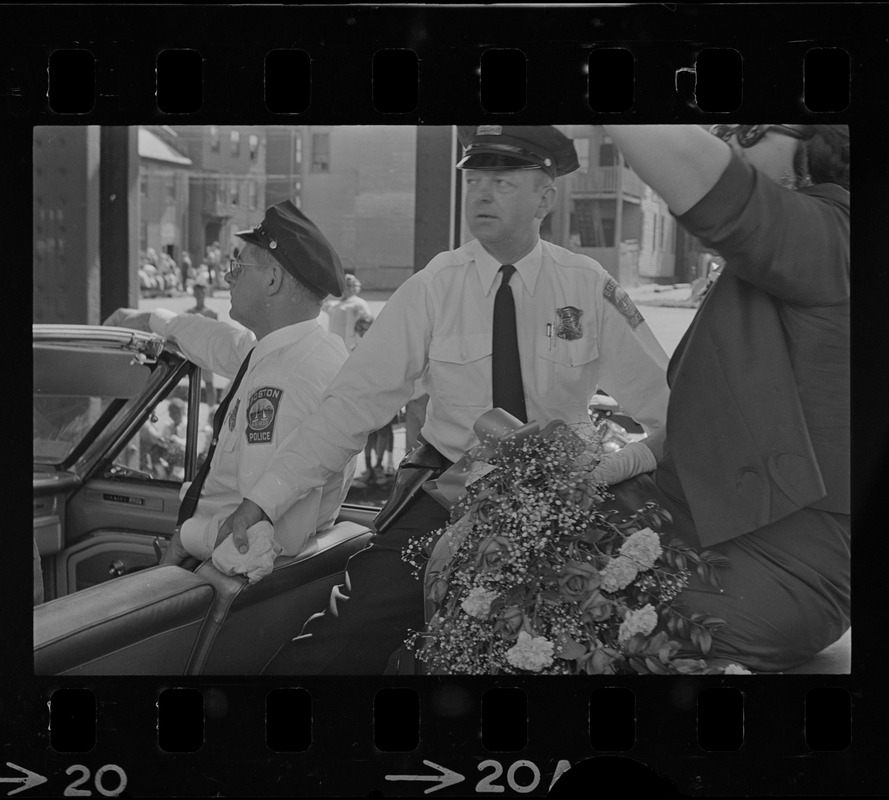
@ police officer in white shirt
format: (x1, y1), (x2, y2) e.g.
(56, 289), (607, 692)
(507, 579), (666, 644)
(105, 201), (356, 574)
(222, 126), (670, 673)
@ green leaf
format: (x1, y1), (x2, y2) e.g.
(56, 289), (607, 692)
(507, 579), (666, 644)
(699, 629), (713, 656)
(644, 657), (669, 675)
(629, 657), (648, 674)
(558, 636), (588, 660)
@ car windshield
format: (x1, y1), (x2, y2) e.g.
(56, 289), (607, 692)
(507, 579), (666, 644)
(33, 343), (155, 467)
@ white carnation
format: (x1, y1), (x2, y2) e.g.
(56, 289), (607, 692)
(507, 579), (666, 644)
(600, 556), (639, 592)
(619, 527), (662, 571)
(618, 604), (659, 643)
(505, 631), (555, 672)
(460, 587), (499, 618)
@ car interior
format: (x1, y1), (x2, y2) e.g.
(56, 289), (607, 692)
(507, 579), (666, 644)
(33, 329), (377, 675)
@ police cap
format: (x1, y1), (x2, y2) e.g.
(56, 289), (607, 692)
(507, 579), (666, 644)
(456, 125), (580, 178)
(236, 200), (346, 297)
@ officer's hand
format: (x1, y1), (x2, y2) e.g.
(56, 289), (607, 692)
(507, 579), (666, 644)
(159, 530), (192, 567)
(217, 499), (268, 555)
(103, 308), (153, 331)
(590, 440), (658, 487)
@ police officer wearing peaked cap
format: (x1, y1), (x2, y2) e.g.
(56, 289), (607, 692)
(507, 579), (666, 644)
(456, 124), (581, 178)
(104, 198), (356, 576)
(236, 199), (347, 298)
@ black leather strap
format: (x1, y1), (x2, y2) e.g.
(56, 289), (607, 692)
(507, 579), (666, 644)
(177, 348), (254, 526)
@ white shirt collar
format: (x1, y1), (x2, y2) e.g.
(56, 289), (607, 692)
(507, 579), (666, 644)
(252, 319), (321, 361)
(473, 238), (543, 296)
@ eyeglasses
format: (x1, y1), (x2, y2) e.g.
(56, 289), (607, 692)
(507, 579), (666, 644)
(226, 258), (265, 280)
(709, 124), (813, 148)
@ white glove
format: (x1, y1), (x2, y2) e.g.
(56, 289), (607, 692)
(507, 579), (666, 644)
(212, 521), (282, 584)
(591, 440), (658, 487)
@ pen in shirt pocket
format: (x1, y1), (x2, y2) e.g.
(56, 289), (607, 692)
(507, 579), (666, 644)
(546, 322), (554, 349)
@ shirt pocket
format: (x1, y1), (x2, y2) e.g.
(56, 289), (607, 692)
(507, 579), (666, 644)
(428, 333), (491, 409)
(536, 334), (599, 397)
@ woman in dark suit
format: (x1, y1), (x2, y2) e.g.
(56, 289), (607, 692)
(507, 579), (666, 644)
(602, 125), (850, 671)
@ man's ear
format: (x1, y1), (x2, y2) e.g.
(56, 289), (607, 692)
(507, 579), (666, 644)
(266, 263), (287, 295)
(536, 184), (557, 219)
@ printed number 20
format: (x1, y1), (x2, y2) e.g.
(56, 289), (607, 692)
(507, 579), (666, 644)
(476, 760), (541, 794)
(64, 764), (128, 797)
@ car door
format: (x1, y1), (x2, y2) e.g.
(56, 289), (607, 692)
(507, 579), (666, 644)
(53, 362), (212, 599)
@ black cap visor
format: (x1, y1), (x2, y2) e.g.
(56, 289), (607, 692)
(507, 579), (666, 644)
(457, 143), (554, 175)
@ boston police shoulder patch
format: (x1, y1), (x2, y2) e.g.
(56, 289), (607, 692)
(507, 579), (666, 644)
(603, 277), (645, 330)
(245, 386), (283, 445)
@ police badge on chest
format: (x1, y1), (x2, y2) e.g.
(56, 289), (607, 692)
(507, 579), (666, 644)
(555, 306), (584, 340)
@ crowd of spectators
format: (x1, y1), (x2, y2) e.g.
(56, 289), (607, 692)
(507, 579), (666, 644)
(138, 242), (229, 298)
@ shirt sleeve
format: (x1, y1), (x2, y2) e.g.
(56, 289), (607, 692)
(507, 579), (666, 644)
(677, 152), (850, 305)
(150, 309), (256, 379)
(245, 275), (434, 521)
(593, 276), (670, 452)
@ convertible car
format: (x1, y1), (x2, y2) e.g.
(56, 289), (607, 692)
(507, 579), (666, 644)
(33, 324), (376, 675)
(32, 324), (849, 676)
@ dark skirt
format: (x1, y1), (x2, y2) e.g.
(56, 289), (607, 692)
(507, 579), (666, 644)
(606, 474), (851, 672)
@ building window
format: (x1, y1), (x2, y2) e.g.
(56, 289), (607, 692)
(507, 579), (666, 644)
(311, 133), (330, 172)
(140, 221), (148, 252)
(247, 180), (257, 211)
(215, 180), (226, 207)
(165, 172), (176, 203)
(249, 134), (259, 161)
(210, 126), (220, 152)
(231, 130), (241, 158)
(140, 171), (148, 199)
(229, 178), (239, 205)
(574, 199), (615, 247)
(599, 139), (618, 167)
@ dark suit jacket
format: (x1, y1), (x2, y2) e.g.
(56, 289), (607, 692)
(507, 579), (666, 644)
(665, 154), (850, 547)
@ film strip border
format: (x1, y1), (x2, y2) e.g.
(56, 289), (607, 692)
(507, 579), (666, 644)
(15, 680), (855, 796)
(10, 45), (854, 119)
(6, 2), (888, 797)
(1, 4), (882, 122)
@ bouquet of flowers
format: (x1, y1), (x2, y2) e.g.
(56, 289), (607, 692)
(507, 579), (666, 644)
(403, 413), (751, 675)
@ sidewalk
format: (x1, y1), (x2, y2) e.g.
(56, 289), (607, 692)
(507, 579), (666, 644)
(626, 283), (700, 308)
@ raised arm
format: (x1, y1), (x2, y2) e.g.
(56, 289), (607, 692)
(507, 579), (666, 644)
(603, 125), (731, 216)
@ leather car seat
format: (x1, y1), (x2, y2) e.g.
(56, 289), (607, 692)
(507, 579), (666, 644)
(34, 566), (217, 675)
(187, 521), (373, 675)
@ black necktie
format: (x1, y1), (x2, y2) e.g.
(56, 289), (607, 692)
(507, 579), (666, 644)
(492, 264), (527, 423)
(177, 348), (254, 526)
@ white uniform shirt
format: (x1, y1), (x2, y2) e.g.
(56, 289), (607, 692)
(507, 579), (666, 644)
(325, 294), (374, 352)
(245, 238), (669, 523)
(150, 309), (356, 559)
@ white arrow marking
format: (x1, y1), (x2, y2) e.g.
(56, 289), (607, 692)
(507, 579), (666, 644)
(385, 760), (465, 794)
(0, 763), (48, 796)
(548, 760), (572, 791)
